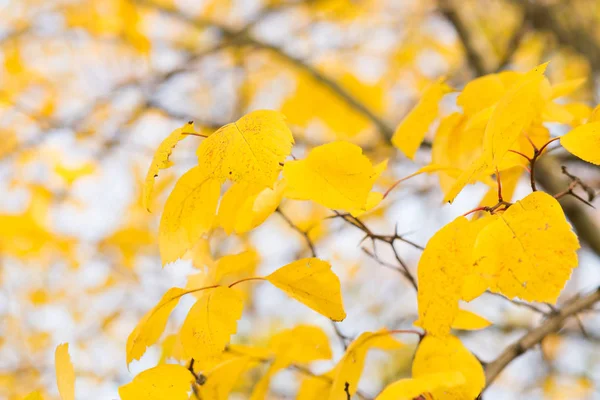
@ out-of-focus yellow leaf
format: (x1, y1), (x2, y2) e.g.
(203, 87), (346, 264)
(376, 371), (466, 400)
(199, 356), (256, 400)
(54, 162), (95, 186)
(283, 141), (381, 211)
(457, 74), (506, 116)
(218, 182), (263, 234)
(23, 391), (44, 400)
(251, 325), (332, 399)
(561, 121), (600, 165)
(565, 102), (592, 126)
(196, 110), (294, 187)
(465, 191), (579, 302)
(269, 325), (332, 369)
(55, 343), (75, 400)
(392, 78), (452, 159)
(159, 168), (220, 264)
(126, 287), (187, 365)
(143, 122), (195, 212)
(181, 286), (244, 359)
(213, 250), (259, 283)
(266, 258), (346, 321)
(281, 68), (384, 138)
(329, 330), (403, 400)
(550, 77), (586, 99)
(416, 216), (494, 336)
(298, 372), (334, 400)
(118, 364), (194, 400)
(451, 309), (492, 331)
(412, 335), (485, 400)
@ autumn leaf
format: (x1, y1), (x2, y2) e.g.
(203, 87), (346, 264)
(55, 343), (75, 400)
(283, 141), (383, 211)
(392, 78), (453, 159)
(143, 122), (196, 212)
(196, 109), (294, 187)
(266, 258), (346, 321)
(251, 325), (332, 399)
(376, 371), (466, 400)
(118, 364), (194, 400)
(126, 287), (188, 365)
(199, 356), (257, 400)
(159, 167), (220, 264)
(212, 250), (259, 283)
(457, 73), (506, 116)
(444, 63), (549, 203)
(560, 121), (600, 165)
(464, 191), (580, 303)
(415, 216), (492, 336)
(180, 286), (244, 359)
(451, 309), (492, 331)
(412, 335), (485, 400)
(23, 392), (44, 400)
(550, 77), (586, 99)
(329, 330), (403, 400)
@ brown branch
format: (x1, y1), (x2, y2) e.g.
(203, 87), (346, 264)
(276, 208), (318, 257)
(484, 288), (600, 388)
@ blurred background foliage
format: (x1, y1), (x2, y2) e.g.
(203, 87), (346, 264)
(2, 0), (600, 399)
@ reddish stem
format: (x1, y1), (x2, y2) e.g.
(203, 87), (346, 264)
(228, 277), (266, 288)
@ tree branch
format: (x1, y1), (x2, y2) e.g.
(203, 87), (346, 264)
(484, 288), (600, 387)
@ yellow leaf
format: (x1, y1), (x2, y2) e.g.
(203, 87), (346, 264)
(392, 78), (452, 159)
(159, 167), (220, 264)
(329, 330), (403, 400)
(143, 122), (195, 212)
(266, 258), (346, 321)
(298, 372), (333, 400)
(550, 77), (586, 99)
(250, 325), (332, 399)
(196, 109), (294, 187)
(180, 286), (244, 359)
(23, 391), (44, 400)
(412, 335), (485, 400)
(55, 343), (75, 400)
(376, 371), (466, 400)
(234, 179), (286, 233)
(199, 356), (256, 400)
(126, 287), (187, 365)
(467, 191), (579, 302)
(269, 325), (332, 369)
(483, 63), (549, 167)
(444, 64), (549, 203)
(560, 121), (600, 165)
(543, 101), (574, 124)
(283, 141), (381, 211)
(212, 250), (259, 283)
(54, 162), (95, 186)
(451, 309), (492, 331)
(118, 364), (194, 400)
(415, 216), (491, 336)
(457, 73), (506, 116)
(218, 182), (263, 234)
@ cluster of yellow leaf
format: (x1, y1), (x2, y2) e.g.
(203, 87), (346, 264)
(123, 257), (345, 397)
(375, 61), (597, 399)
(392, 63), (593, 203)
(144, 110), (386, 265)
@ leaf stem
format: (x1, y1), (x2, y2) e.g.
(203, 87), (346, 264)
(228, 277), (266, 288)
